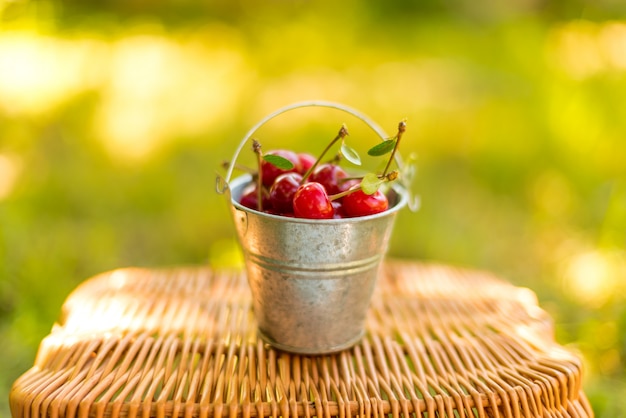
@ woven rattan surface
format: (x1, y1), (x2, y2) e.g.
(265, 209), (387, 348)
(10, 260), (592, 418)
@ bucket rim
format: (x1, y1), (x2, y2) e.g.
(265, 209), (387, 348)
(228, 174), (408, 224)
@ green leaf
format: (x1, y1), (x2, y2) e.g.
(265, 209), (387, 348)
(263, 154), (294, 170)
(361, 172), (384, 195)
(367, 139), (396, 157)
(340, 143), (361, 166)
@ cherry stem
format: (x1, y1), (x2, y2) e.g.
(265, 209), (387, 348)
(329, 184), (361, 201)
(301, 124), (349, 184)
(330, 171), (399, 201)
(252, 139), (264, 212)
(328, 154), (342, 165)
(341, 176), (364, 182)
(381, 120), (406, 178)
(383, 170), (399, 182)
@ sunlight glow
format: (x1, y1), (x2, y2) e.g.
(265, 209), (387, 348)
(95, 31), (248, 160)
(549, 20), (626, 79)
(63, 297), (126, 333)
(253, 59), (469, 130)
(0, 32), (106, 115)
(0, 27), (248, 161)
(562, 250), (625, 307)
(0, 153), (22, 200)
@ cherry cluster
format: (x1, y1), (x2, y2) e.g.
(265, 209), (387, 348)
(238, 149), (389, 219)
(234, 120), (407, 219)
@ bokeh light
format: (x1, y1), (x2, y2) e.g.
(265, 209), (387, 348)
(0, 153), (22, 200)
(549, 20), (626, 79)
(0, 31), (97, 114)
(561, 250), (625, 308)
(95, 25), (250, 160)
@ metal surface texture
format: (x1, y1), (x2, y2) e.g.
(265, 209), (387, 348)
(218, 101), (413, 354)
(229, 174), (408, 354)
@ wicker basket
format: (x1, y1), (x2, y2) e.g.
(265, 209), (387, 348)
(9, 260), (592, 418)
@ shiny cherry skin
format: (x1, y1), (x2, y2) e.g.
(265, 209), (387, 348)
(342, 189), (389, 217)
(297, 152), (316, 175)
(338, 178), (360, 195)
(293, 182), (335, 219)
(239, 184), (272, 212)
(269, 172), (303, 214)
(332, 201), (346, 219)
(261, 150), (301, 187)
(309, 163), (348, 195)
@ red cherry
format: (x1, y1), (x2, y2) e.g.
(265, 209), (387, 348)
(309, 163), (348, 195)
(293, 182), (335, 219)
(261, 150), (301, 187)
(239, 184), (272, 211)
(297, 152), (316, 175)
(339, 178), (360, 194)
(342, 189), (389, 217)
(269, 172), (303, 214)
(332, 201), (346, 219)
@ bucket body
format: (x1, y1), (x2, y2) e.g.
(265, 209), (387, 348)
(229, 174), (407, 354)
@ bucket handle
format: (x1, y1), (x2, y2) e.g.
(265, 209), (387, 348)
(215, 100), (417, 210)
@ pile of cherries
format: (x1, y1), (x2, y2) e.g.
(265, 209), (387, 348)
(238, 150), (389, 219)
(235, 121), (407, 219)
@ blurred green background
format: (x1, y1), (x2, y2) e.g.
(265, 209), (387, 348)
(1, 0), (625, 416)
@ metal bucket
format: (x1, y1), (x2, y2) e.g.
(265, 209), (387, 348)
(217, 101), (410, 354)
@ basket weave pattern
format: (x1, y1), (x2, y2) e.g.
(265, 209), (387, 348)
(10, 261), (592, 418)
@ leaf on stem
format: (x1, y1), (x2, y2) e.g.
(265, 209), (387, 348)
(361, 172), (385, 195)
(263, 154), (294, 170)
(340, 143), (362, 166)
(367, 139), (397, 156)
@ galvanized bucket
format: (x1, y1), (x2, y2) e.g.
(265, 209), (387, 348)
(217, 101), (409, 354)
